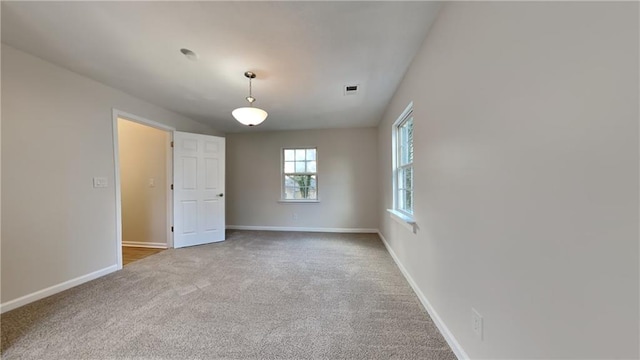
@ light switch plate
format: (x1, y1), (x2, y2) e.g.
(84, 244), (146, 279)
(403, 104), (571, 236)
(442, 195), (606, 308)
(93, 177), (108, 188)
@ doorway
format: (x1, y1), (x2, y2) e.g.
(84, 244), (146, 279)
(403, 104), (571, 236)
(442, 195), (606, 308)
(113, 110), (174, 269)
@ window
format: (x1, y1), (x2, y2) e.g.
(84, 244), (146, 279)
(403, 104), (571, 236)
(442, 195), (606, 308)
(394, 103), (414, 215)
(282, 148), (318, 200)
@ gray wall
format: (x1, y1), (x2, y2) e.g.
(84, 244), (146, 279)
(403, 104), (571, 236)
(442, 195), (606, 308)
(226, 128), (378, 230)
(1, 44), (220, 305)
(378, 2), (639, 359)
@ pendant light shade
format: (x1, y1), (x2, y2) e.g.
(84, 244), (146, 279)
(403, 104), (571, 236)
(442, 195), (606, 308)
(232, 71), (268, 127)
(232, 107), (268, 126)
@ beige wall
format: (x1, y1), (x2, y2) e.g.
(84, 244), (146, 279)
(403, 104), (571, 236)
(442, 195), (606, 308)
(378, 2), (639, 359)
(118, 119), (169, 247)
(1, 44), (221, 306)
(226, 128), (378, 230)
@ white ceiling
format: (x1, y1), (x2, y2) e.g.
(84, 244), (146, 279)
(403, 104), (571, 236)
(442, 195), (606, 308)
(1, 1), (441, 133)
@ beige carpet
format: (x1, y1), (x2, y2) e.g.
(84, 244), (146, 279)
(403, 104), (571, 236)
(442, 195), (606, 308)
(1, 230), (456, 359)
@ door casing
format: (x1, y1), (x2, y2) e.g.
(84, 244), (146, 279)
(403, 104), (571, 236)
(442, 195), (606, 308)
(112, 109), (174, 270)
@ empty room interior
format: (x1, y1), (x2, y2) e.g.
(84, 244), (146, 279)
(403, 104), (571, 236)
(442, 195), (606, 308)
(1, 1), (638, 359)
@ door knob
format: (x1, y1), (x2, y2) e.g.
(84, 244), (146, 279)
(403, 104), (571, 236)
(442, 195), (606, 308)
(218, 193), (224, 197)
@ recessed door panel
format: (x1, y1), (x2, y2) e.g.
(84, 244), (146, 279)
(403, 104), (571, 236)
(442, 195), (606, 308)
(204, 158), (219, 190)
(181, 200), (197, 234)
(182, 157), (197, 190)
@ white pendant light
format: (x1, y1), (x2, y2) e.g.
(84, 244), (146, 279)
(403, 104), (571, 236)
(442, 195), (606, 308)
(232, 71), (268, 126)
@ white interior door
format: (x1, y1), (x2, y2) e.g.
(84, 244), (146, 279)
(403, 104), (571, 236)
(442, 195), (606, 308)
(173, 131), (225, 248)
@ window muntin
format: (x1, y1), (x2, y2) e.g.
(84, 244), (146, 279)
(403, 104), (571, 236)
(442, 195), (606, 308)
(282, 148), (317, 200)
(395, 107), (414, 215)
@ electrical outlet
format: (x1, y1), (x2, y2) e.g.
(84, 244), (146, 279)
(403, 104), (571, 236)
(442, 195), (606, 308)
(292, 213), (299, 220)
(472, 308), (483, 340)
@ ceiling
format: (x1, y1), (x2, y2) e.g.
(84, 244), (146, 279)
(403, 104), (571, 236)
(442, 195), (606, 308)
(1, 1), (441, 133)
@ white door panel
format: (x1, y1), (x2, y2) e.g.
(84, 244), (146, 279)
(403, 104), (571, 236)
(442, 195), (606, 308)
(173, 131), (225, 248)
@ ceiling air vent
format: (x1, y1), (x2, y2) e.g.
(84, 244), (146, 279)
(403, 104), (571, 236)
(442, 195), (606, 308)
(344, 84), (359, 96)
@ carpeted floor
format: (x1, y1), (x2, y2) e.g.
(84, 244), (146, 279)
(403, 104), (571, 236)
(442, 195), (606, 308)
(1, 230), (456, 360)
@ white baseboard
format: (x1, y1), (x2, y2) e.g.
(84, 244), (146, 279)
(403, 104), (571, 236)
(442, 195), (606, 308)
(377, 231), (469, 360)
(226, 225), (379, 233)
(0, 264), (118, 314)
(122, 241), (168, 249)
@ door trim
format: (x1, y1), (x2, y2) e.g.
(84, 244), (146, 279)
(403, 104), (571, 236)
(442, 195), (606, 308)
(112, 109), (175, 270)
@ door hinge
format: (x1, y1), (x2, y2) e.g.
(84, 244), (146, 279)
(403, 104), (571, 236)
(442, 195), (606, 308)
(170, 141), (174, 147)
(171, 226), (174, 232)
(171, 184), (174, 190)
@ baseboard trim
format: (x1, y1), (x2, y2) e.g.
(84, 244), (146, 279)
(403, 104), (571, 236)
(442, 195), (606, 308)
(226, 225), (379, 233)
(0, 264), (119, 314)
(122, 241), (168, 249)
(377, 231), (469, 360)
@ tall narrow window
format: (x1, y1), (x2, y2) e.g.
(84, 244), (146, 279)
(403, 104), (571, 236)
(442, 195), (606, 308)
(394, 104), (414, 215)
(282, 148), (318, 200)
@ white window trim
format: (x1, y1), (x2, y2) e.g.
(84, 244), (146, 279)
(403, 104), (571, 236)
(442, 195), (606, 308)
(280, 147), (320, 203)
(390, 102), (416, 231)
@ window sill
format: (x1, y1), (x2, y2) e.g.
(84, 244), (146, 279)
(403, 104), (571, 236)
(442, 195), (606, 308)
(278, 200), (320, 204)
(387, 209), (417, 233)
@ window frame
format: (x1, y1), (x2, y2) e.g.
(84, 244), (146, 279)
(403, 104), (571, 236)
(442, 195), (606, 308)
(392, 102), (414, 217)
(280, 147), (319, 203)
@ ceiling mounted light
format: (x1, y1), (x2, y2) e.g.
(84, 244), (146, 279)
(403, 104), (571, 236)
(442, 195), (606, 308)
(231, 71), (268, 126)
(232, 71), (268, 127)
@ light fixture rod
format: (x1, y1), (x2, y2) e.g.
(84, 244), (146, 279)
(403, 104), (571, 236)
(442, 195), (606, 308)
(245, 71), (256, 104)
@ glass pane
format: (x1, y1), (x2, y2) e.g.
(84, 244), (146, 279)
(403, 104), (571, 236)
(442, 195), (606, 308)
(284, 161), (295, 174)
(284, 149), (295, 161)
(398, 118), (413, 166)
(295, 161), (306, 173)
(405, 190), (413, 212)
(284, 186), (295, 199)
(397, 169), (405, 190)
(399, 145), (408, 166)
(407, 118), (414, 163)
(398, 189), (405, 210)
(404, 166), (413, 190)
(310, 175), (317, 188)
(308, 188), (317, 200)
(306, 149), (316, 161)
(307, 161), (316, 173)
(295, 149), (306, 161)
(284, 175), (296, 187)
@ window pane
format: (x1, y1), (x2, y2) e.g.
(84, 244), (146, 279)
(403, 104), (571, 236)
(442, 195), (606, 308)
(306, 149), (316, 161)
(404, 166), (413, 190)
(284, 149), (294, 161)
(407, 118), (414, 163)
(295, 161), (306, 173)
(284, 162), (295, 174)
(284, 186), (295, 199)
(405, 190), (413, 212)
(399, 145), (408, 166)
(295, 149), (306, 161)
(284, 175), (296, 187)
(307, 161), (316, 173)
(397, 168), (405, 190)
